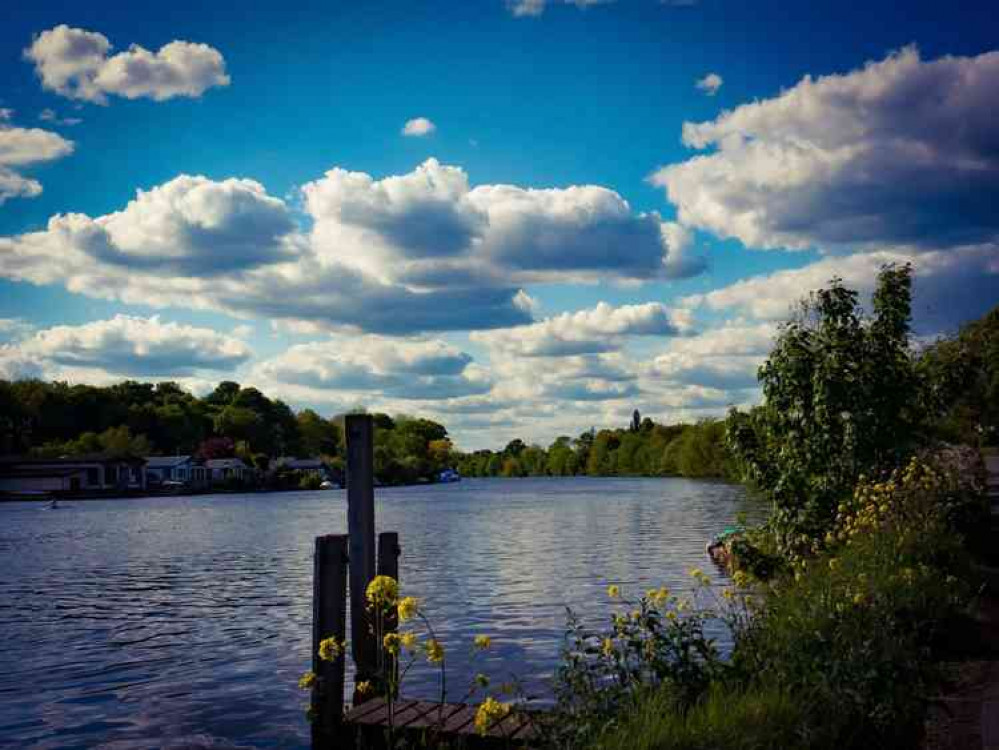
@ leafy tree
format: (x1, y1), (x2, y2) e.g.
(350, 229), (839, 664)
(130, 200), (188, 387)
(728, 264), (923, 550)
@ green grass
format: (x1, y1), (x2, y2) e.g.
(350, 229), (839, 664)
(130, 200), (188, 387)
(594, 684), (803, 750)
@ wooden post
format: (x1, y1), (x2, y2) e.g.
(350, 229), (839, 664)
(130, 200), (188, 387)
(378, 531), (401, 691)
(346, 414), (377, 701)
(312, 534), (348, 745)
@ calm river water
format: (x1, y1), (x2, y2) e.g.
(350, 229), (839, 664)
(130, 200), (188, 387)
(0, 477), (752, 749)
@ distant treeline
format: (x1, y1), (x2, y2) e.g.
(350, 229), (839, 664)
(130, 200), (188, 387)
(1, 301), (993, 487)
(0, 379), (456, 486)
(453, 413), (737, 480)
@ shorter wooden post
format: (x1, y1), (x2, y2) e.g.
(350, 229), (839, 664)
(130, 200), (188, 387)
(312, 534), (348, 745)
(378, 532), (401, 691)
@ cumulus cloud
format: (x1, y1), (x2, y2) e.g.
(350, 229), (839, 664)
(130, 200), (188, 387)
(24, 25), (229, 104)
(304, 159), (704, 285)
(0, 120), (74, 204)
(0, 160), (707, 335)
(652, 47), (999, 254)
(402, 117), (436, 137)
(471, 301), (690, 357)
(680, 245), (999, 333)
(695, 72), (722, 96)
(2, 315), (250, 380)
(254, 337), (491, 400)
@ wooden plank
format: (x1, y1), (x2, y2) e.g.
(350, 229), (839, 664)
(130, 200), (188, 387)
(438, 704), (478, 735)
(344, 696), (388, 723)
(391, 699), (439, 728)
(346, 414), (377, 702)
(983, 699), (999, 749)
(310, 534), (348, 743)
(488, 709), (529, 738)
(402, 701), (465, 730)
(351, 697), (394, 726)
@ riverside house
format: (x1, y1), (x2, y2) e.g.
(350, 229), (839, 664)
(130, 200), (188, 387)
(204, 457), (253, 485)
(144, 455), (208, 488)
(0, 455), (147, 496)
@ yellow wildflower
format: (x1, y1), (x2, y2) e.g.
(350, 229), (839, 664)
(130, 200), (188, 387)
(383, 632), (401, 655)
(666, 611), (678, 622)
(732, 571), (749, 588)
(828, 558), (840, 571)
(688, 567), (704, 579)
(365, 575), (399, 606)
(474, 635), (492, 651)
(298, 670), (317, 689)
(318, 637), (344, 662)
(356, 680), (373, 695)
(400, 632), (418, 650)
(474, 697), (511, 736)
(601, 637), (614, 657)
(722, 588), (735, 601)
(853, 592), (867, 606)
(607, 584), (620, 598)
(426, 638), (445, 664)
(397, 596), (419, 622)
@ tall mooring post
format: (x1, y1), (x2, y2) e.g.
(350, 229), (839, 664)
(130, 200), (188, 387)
(346, 414), (377, 702)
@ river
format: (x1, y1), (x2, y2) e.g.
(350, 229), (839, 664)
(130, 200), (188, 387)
(0, 477), (752, 749)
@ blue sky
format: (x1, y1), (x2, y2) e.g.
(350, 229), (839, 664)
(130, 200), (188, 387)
(1, 0), (997, 449)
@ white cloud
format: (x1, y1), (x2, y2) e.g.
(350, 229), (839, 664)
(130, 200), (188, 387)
(254, 336), (491, 401)
(39, 108), (82, 126)
(652, 47), (999, 253)
(506, 0), (615, 17)
(471, 301), (690, 357)
(0, 160), (706, 336)
(680, 244), (999, 333)
(0, 120), (74, 204)
(695, 72), (722, 96)
(402, 117), (436, 137)
(2, 315), (250, 380)
(24, 25), (229, 104)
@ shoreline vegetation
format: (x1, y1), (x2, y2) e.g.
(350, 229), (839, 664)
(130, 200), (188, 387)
(297, 264), (997, 749)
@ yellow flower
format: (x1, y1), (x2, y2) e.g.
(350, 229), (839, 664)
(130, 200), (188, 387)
(383, 633), (401, 655)
(722, 588), (735, 601)
(651, 586), (670, 604)
(601, 637), (615, 657)
(853, 592), (867, 606)
(474, 635), (492, 651)
(688, 567), (704, 579)
(732, 571), (749, 588)
(606, 584), (620, 598)
(356, 680), (373, 695)
(426, 638), (445, 664)
(318, 637), (344, 662)
(474, 697), (511, 736)
(298, 670), (317, 689)
(400, 632), (418, 650)
(828, 558), (840, 571)
(666, 611), (678, 622)
(366, 575), (399, 606)
(397, 596), (419, 622)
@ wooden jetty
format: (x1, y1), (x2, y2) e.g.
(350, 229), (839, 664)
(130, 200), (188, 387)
(310, 414), (540, 748)
(343, 698), (538, 748)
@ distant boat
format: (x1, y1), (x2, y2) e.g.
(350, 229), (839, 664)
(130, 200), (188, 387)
(438, 468), (461, 484)
(319, 480), (339, 490)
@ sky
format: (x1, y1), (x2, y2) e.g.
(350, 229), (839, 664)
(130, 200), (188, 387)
(0, 0), (997, 450)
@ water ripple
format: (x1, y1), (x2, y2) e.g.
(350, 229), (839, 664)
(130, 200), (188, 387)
(0, 477), (756, 749)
